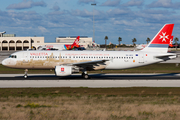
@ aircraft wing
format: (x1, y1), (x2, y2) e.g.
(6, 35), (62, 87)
(72, 60), (108, 65)
(67, 59), (109, 70)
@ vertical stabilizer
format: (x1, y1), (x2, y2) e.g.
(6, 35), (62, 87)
(72, 36), (80, 48)
(169, 35), (174, 47)
(142, 24), (174, 53)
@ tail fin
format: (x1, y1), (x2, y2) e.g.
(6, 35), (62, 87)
(71, 36), (80, 48)
(142, 24), (174, 53)
(169, 36), (173, 47)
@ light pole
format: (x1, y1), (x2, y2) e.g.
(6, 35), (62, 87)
(91, 3), (96, 43)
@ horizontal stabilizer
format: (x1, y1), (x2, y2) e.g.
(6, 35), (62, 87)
(155, 53), (176, 61)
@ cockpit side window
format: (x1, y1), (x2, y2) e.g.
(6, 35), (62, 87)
(9, 55), (17, 58)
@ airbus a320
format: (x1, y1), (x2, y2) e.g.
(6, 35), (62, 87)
(2, 24), (176, 79)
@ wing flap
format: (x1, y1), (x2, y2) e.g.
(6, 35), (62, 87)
(71, 59), (109, 66)
(65, 59), (109, 70)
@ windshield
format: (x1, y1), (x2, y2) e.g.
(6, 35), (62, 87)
(9, 55), (17, 58)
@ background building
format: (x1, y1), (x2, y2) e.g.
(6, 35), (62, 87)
(0, 36), (44, 51)
(0, 32), (95, 51)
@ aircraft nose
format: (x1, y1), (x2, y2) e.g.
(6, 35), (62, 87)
(2, 58), (8, 66)
(2, 58), (16, 67)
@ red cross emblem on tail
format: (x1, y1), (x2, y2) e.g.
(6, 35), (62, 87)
(159, 32), (169, 42)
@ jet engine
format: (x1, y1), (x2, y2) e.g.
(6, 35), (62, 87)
(55, 65), (79, 76)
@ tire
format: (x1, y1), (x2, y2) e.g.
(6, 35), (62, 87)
(84, 74), (89, 79)
(24, 75), (28, 79)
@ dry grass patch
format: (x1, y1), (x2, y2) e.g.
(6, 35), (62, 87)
(0, 96), (179, 119)
(0, 88), (179, 119)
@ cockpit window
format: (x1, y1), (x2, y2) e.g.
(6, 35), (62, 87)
(9, 55), (17, 58)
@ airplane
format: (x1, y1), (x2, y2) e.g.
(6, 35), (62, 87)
(38, 36), (80, 50)
(2, 24), (177, 79)
(0, 31), (6, 37)
(0, 31), (6, 34)
(136, 44), (147, 50)
(169, 36), (174, 47)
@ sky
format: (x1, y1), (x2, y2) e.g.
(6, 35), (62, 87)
(0, 0), (180, 45)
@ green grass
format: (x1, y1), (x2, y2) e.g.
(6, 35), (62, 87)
(0, 87), (180, 98)
(1, 63), (180, 74)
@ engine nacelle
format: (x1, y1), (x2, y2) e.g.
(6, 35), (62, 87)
(55, 66), (72, 76)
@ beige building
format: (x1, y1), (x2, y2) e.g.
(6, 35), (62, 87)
(0, 34), (94, 51)
(0, 36), (45, 51)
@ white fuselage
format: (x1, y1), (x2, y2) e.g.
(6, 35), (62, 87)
(2, 50), (165, 70)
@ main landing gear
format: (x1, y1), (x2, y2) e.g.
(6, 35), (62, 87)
(82, 71), (89, 79)
(24, 69), (28, 79)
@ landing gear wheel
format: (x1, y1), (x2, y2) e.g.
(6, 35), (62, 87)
(24, 69), (28, 79)
(24, 75), (28, 79)
(84, 74), (89, 79)
(82, 73), (89, 79)
(82, 71), (89, 79)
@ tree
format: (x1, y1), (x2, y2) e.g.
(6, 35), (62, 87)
(118, 37), (122, 46)
(132, 38), (137, 47)
(146, 37), (150, 44)
(104, 36), (108, 49)
(174, 37), (179, 50)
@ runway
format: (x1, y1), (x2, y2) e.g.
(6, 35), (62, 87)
(1, 73), (180, 80)
(0, 73), (180, 88)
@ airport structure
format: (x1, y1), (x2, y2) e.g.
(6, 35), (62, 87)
(56, 36), (94, 47)
(0, 32), (94, 51)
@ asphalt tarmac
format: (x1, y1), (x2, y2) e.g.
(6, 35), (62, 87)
(0, 73), (180, 88)
(0, 73), (180, 80)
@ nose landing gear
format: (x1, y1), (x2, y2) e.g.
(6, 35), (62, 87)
(24, 69), (28, 79)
